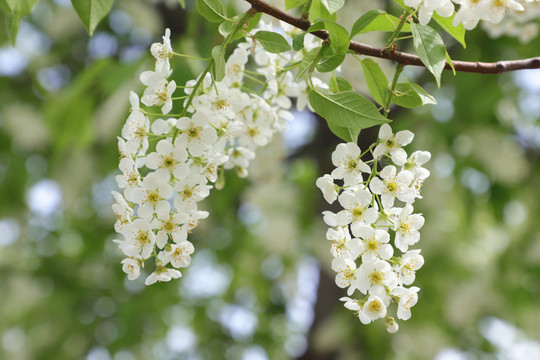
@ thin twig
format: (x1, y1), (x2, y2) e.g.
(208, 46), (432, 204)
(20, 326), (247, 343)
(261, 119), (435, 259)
(245, 0), (540, 74)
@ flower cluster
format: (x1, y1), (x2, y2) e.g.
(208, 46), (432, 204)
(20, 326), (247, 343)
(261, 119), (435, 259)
(316, 124), (431, 333)
(404, 0), (536, 30)
(112, 23), (322, 285)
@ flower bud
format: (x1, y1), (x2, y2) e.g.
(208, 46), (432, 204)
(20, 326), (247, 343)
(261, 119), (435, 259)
(385, 316), (399, 333)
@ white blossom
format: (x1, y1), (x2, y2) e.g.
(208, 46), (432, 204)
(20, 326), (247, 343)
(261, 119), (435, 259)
(121, 258), (142, 280)
(370, 166), (415, 209)
(158, 241), (195, 268)
(316, 174), (339, 204)
(145, 266), (182, 285)
(393, 286), (420, 320)
(331, 143), (371, 186)
(373, 124), (414, 166)
(393, 205), (425, 252)
(150, 28), (173, 68)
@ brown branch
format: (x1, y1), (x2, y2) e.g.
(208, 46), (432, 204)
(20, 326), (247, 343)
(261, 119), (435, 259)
(245, 0), (540, 74)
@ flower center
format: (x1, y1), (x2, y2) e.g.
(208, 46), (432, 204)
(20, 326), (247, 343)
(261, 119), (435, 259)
(386, 181), (397, 193)
(369, 270), (385, 285)
(135, 230), (150, 245)
(367, 300), (382, 313)
(146, 191), (160, 206)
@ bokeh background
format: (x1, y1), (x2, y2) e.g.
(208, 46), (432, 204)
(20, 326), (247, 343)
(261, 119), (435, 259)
(1, 0), (540, 359)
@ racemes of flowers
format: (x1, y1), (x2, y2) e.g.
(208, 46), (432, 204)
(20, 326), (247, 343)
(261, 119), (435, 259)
(316, 124), (431, 333)
(112, 23), (323, 285)
(402, 0), (539, 29)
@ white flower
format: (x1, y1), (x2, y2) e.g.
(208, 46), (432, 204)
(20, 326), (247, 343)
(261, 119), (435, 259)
(316, 174), (339, 204)
(331, 257), (357, 293)
(112, 191), (133, 233)
(116, 157), (141, 190)
(191, 153), (228, 183)
(224, 47), (249, 85)
(158, 241), (195, 268)
(336, 189), (378, 226)
(331, 143), (371, 186)
(125, 173), (173, 220)
(175, 112), (218, 157)
(151, 28), (173, 68)
(225, 146), (255, 177)
(140, 62), (176, 114)
(393, 205), (425, 252)
(339, 296), (361, 311)
(151, 212), (189, 248)
(353, 255), (396, 294)
(173, 175), (211, 208)
(362, 295), (387, 322)
(121, 258), (142, 280)
(151, 117), (177, 135)
(370, 165), (415, 209)
(145, 266), (182, 285)
(195, 83), (249, 120)
(373, 124), (414, 166)
(116, 218), (155, 259)
(404, 0), (454, 25)
(477, 0), (524, 24)
(393, 286), (420, 320)
(322, 210), (338, 227)
(326, 227), (352, 258)
(351, 225), (393, 260)
(122, 92), (150, 153)
(145, 139), (189, 181)
(385, 317), (399, 333)
(404, 151), (431, 199)
(453, 0), (482, 29)
(181, 209), (209, 232)
(396, 250), (424, 285)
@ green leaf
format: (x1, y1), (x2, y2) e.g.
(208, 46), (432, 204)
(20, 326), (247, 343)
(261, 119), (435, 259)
(433, 12), (466, 48)
(409, 82), (437, 105)
(292, 32), (306, 51)
(329, 76), (353, 93)
(410, 23), (446, 87)
(350, 10), (385, 37)
(327, 122), (360, 143)
(254, 31), (291, 53)
(352, 13), (411, 35)
(178, 0), (185, 8)
(314, 19), (349, 55)
(308, 88), (390, 134)
(296, 48), (318, 80)
(71, 0), (114, 36)
(219, 12), (261, 40)
(320, 0), (345, 13)
(446, 50), (456, 75)
(212, 45), (226, 82)
(392, 82), (437, 108)
(285, 0), (306, 9)
(360, 58), (389, 106)
(196, 0), (228, 23)
(307, 22), (325, 32)
(4, 0), (37, 13)
(0, 0), (9, 13)
(316, 53), (345, 72)
(1, 0), (39, 44)
(392, 83), (422, 108)
(310, 0), (337, 22)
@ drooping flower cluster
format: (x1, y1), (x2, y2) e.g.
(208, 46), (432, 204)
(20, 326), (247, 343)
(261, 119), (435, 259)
(404, 0), (537, 30)
(316, 124), (431, 333)
(112, 23), (323, 285)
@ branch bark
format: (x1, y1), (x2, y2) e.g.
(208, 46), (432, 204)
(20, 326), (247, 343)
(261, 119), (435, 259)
(245, 0), (540, 74)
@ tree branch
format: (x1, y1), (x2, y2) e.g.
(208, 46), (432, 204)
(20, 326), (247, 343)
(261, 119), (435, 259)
(245, 0), (540, 74)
